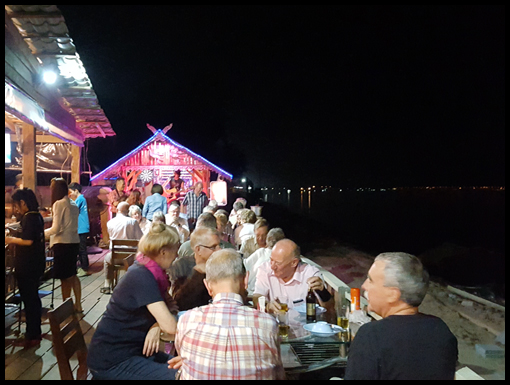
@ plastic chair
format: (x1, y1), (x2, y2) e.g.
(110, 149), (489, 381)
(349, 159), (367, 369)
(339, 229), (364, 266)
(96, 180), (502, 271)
(47, 298), (88, 380)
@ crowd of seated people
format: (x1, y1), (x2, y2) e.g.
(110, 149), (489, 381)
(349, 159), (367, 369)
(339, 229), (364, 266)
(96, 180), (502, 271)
(86, 191), (458, 380)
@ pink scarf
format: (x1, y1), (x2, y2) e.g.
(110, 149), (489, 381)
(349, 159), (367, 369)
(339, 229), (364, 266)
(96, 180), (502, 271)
(136, 253), (169, 299)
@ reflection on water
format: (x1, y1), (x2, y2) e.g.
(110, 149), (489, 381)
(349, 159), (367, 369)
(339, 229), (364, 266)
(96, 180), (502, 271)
(265, 188), (505, 257)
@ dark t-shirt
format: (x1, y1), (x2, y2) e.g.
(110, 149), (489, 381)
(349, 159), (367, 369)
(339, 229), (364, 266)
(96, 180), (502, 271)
(14, 211), (46, 278)
(344, 313), (458, 380)
(87, 263), (166, 371)
(173, 269), (210, 311)
(170, 178), (184, 191)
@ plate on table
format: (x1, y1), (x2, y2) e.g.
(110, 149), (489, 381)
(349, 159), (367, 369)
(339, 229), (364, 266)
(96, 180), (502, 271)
(303, 323), (345, 337)
(294, 303), (326, 315)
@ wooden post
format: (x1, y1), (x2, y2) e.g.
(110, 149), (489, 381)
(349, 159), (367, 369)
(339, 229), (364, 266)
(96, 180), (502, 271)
(21, 122), (36, 191)
(71, 144), (81, 184)
(203, 170), (210, 197)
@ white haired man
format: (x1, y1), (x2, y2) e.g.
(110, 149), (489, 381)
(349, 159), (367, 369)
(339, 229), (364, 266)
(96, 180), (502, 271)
(165, 202), (189, 243)
(344, 252), (458, 380)
(168, 249), (285, 380)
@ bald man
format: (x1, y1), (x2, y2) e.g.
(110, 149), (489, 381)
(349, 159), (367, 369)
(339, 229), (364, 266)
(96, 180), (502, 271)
(100, 202), (143, 294)
(252, 239), (332, 313)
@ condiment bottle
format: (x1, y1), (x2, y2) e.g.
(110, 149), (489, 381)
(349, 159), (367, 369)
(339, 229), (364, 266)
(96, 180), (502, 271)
(306, 287), (316, 323)
(350, 288), (361, 312)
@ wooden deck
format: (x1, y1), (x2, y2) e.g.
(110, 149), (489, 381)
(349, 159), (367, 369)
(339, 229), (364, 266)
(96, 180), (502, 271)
(5, 248), (111, 380)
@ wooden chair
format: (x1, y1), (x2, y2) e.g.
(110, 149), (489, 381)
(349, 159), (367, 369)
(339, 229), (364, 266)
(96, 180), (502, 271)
(111, 239), (139, 288)
(47, 298), (88, 380)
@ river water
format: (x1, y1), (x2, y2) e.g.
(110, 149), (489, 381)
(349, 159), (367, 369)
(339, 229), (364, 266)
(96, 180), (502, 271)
(258, 187), (505, 292)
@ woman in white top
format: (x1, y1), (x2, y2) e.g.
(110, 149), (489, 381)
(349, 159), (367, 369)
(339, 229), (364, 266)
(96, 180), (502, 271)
(128, 205), (149, 234)
(44, 178), (82, 313)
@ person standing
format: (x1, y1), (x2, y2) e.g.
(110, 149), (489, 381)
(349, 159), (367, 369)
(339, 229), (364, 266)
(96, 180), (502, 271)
(5, 188), (46, 348)
(68, 183), (90, 277)
(45, 178), (83, 313)
(182, 182), (208, 232)
(108, 177), (127, 218)
(169, 169), (184, 194)
(142, 184), (167, 221)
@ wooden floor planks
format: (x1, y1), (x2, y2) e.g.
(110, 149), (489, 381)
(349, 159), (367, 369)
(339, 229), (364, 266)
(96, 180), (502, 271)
(5, 249), (112, 380)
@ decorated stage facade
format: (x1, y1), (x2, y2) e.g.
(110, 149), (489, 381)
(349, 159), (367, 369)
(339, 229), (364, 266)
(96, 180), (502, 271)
(90, 124), (232, 204)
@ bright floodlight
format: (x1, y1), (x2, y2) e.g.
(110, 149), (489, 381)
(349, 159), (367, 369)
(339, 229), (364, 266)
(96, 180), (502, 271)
(241, 178), (246, 183)
(42, 70), (57, 84)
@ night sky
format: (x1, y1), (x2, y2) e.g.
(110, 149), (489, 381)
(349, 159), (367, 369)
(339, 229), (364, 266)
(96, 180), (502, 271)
(57, 5), (505, 188)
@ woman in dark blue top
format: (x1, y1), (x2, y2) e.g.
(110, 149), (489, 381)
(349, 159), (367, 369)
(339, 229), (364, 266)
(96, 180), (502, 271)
(87, 222), (180, 380)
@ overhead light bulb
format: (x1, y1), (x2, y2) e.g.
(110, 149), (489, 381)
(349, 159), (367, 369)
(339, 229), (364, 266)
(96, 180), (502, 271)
(42, 70), (57, 84)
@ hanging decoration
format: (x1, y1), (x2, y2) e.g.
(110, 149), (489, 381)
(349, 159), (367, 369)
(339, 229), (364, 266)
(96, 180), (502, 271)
(139, 169), (154, 183)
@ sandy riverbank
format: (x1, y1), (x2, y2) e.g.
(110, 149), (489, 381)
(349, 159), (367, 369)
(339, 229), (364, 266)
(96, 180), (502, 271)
(303, 243), (505, 380)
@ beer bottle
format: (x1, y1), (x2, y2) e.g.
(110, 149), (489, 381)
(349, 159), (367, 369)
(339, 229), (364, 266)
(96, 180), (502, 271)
(306, 287), (317, 323)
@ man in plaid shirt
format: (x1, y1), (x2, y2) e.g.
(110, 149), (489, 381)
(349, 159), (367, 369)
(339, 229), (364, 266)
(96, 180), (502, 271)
(182, 182), (209, 231)
(168, 249), (285, 380)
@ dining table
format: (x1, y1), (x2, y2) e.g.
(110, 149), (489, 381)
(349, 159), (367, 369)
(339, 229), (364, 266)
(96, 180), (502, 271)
(279, 305), (350, 380)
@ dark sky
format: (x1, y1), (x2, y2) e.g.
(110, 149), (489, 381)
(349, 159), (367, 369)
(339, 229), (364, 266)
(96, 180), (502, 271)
(57, 5), (505, 188)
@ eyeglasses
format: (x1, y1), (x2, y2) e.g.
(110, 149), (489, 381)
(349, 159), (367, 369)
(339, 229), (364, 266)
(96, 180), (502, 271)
(198, 243), (221, 251)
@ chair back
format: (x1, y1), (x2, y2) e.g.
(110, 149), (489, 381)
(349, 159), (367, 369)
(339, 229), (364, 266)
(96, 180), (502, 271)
(111, 239), (139, 265)
(111, 239), (139, 287)
(47, 298), (88, 380)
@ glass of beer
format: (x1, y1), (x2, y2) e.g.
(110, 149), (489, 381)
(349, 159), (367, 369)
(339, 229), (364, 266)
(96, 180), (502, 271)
(277, 308), (289, 338)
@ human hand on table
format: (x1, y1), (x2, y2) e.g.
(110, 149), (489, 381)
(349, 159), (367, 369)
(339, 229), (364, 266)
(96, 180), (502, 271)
(143, 324), (161, 357)
(307, 276), (324, 292)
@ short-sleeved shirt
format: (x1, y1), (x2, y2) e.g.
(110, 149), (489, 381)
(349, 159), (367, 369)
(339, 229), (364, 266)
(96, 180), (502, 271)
(14, 211), (46, 278)
(170, 178), (184, 191)
(182, 191), (208, 219)
(108, 188), (125, 215)
(87, 263), (166, 371)
(344, 313), (458, 380)
(75, 194), (90, 234)
(253, 260), (321, 308)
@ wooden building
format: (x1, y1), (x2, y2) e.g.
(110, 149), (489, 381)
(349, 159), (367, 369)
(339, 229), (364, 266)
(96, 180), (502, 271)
(5, 5), (114, 195)
(90, 125), (233, 201)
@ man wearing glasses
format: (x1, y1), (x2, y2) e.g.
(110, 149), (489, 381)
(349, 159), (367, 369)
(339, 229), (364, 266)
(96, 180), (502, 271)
(173, 227), (221, 310)
(253, 239), (332, 313)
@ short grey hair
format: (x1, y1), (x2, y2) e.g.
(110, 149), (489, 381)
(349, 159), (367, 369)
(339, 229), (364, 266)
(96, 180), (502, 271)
(266, 228), (285, 248)
(375, 252), (430, 307)
(233, 201), (244, 212)
(196, 212), (217, 230)
(152, 210), (166, 223)
(205, 249), (245, 283)
(128, 204), (141, 217)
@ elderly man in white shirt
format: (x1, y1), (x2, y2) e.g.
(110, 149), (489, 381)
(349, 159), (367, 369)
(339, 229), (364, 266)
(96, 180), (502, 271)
(100, 202), (143, 294)
(165, 202), (189, 243)
(252, 239), (332, 313)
